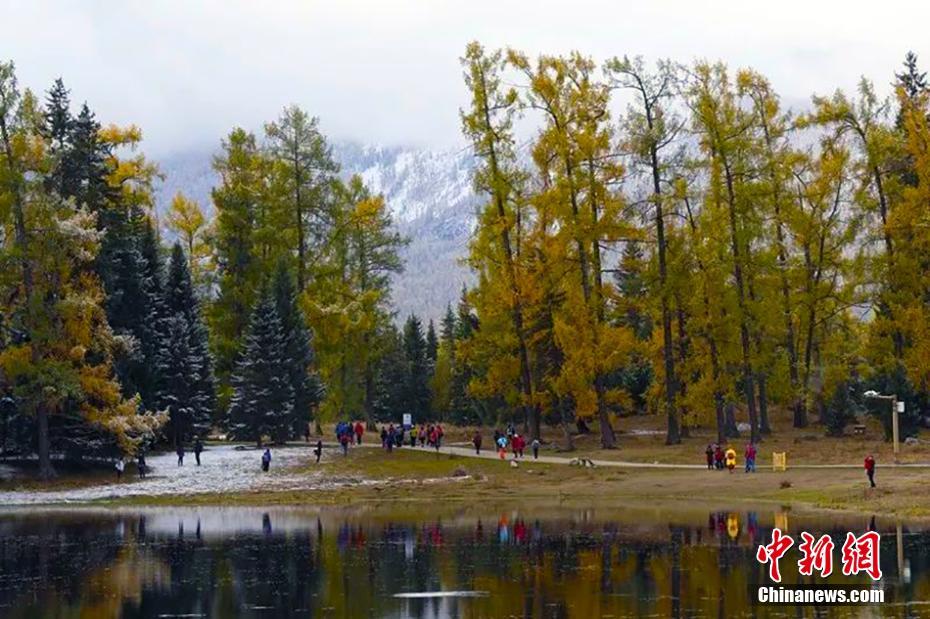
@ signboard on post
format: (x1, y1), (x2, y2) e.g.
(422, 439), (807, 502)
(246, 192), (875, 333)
(773, 452), (787, 472)
(402, 413), (412, 429)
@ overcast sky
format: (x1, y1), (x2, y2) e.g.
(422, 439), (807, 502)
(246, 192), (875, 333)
(5, 0), (929, 157)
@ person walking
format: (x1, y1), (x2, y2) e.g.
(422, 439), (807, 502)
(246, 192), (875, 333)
(436, 425), (444, 448)
(497, 434), (508, 460)
(473, 430), (482, 455)
(340, 432), (350, 456)
(532, 438), (540, 460)
(724, 447), (737, 473)
(115, 458), (124, 481)
(314, 440), (323, 463)
(137, 451), (147, 479)
(744, 442), (756, 473)
(705, 444), (715, 470)
(354, 421), (364, 445)
(714, 444), (725, 470)
(194, 438), (203, 466)
(512, 434), (524, 459)
(865, 454), (876, 488)
(261, 448), (272, 472)
(176, 444), (185, 467)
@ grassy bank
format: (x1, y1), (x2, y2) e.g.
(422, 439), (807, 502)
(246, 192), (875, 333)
(105, 446), (930, 519)
(7, 409), (929, 519)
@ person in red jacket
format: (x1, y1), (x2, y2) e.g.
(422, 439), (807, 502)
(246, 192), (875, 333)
(864, 454), (876, 488)
(354, 421), (364, 445)
(744, 442), (757, 473)
(510, 434), (519, 459)
(714, 445), (724, 470)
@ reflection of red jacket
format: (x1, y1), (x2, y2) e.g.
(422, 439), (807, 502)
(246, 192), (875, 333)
(864, 456), (875, 472)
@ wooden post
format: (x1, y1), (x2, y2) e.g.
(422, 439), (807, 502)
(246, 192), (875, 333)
(893, 395), (900, 461)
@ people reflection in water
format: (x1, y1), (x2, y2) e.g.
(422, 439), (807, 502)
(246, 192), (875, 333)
(746, 512), (758, 543)
(2, 510), (924, 618)
(513, 519), (527, 543)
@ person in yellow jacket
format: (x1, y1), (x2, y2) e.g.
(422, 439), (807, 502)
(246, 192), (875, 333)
(725, 447), (737, 472)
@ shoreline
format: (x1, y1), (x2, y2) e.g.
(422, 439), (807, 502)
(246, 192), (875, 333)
(0, 443), (924, 522)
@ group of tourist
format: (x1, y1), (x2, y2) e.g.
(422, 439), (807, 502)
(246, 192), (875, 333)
(115, 437), (206, 481)
(336, 421), (364, 454)
(175, 438), (204, 467)
(479, 425), (540, 460)
(704, 442), (756, 473)
(332, 419), (451, 455)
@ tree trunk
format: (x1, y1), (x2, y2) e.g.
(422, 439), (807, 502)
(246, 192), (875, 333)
(747, 276), (771, 437)
(722, 160), (760, 443)
(476, 68), (538, 443)
(674, 298), (689, 439)
(36, 406), (54, 479)
(648, 137), (678, 445)
(725, 402), (740, 438)
(683, 197), (726, 445)
(1, 98), (54, 479)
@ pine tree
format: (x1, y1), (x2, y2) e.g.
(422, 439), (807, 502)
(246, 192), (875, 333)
(402, 315), (432, 421)
(135, 220), (170, 409)
(158, 243), (216, 443)
(210, 128), (263, 388)
(372, 325), (407, 422)
(272, 259), (323, 439)
(0, 64), (165, 475)
(66, 103), (112, 211)
(227, 285), (293, 446)
(824, 381), (856, 437)
(449, 288), (478, 424)
(896, 52), (928, 103)
(42, 78), (73, 198)
(426, 320), (438, 367)
(264, 105), (339, 291)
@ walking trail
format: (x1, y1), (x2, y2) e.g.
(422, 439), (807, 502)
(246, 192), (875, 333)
(2, 439), (928, 506)
(430, 442), (930, 470)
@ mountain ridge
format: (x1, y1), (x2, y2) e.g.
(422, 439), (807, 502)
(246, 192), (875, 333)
(154, 141), (479, 321)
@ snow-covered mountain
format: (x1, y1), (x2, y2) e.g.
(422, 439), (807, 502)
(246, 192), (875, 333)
(154, 141), (479, 321)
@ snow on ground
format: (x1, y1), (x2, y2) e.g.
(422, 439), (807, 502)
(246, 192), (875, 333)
(0, 444), (336, 506)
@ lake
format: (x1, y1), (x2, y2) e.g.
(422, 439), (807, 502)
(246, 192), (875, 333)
(0, 504), (922, 617)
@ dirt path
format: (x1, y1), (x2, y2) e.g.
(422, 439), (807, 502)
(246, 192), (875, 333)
(429, 442), (930, 470)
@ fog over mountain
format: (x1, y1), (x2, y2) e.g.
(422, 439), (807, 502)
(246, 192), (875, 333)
(154, 141), (479, 321)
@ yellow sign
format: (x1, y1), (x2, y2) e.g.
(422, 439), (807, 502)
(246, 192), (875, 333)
(773, 452), (787, 472)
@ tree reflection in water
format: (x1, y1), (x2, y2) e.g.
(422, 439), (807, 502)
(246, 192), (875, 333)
(0, 507), (922, 618)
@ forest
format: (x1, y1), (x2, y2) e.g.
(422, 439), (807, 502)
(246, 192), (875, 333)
(459, 44), (930, 449)
(2, 44), (930, 476)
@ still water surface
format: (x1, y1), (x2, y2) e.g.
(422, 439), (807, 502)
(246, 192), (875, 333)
(0, 504), (924, 617)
